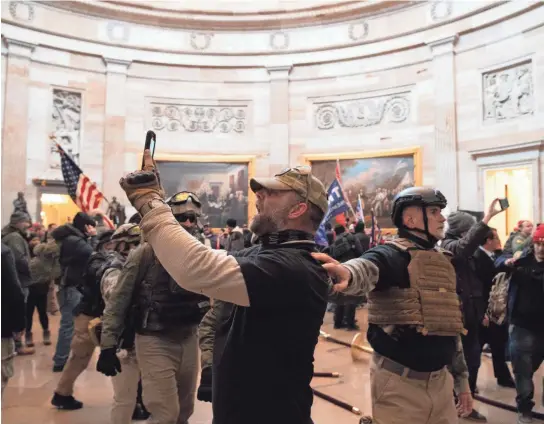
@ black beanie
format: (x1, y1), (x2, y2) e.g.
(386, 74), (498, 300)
(73, 212), (96, 233)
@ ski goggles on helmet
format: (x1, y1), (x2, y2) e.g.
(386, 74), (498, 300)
(167, 192), (202, 208)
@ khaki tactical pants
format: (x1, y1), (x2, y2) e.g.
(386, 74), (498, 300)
(371, 355), (457, 424)
(135, 325), (199, 424)
(56, 314), (96, 396)
(1, 338), (15, 397)
(111, 349), (141, 424)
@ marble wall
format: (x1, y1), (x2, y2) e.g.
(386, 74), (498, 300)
(1, 1), (543, 225)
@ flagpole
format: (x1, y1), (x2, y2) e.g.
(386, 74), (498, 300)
(335, 159), (357, 220)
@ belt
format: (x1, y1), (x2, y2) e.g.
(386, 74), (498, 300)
(373, 353), (444, 381)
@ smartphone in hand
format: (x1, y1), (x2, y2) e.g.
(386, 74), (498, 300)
(499, 198), (509, 210)
(141, 130), (156, 170)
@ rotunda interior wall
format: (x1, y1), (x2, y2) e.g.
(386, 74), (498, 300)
(1, 1), (543, 224)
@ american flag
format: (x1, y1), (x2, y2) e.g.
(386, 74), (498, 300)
(58, 144), (104, 214)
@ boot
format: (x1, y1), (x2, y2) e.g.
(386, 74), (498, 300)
(132, 403), (151, 420)
(43, 330), (51, 346)
(25, 332), (34, 348)
(51, 393), (83, 410)
(15, 339), (35, 355)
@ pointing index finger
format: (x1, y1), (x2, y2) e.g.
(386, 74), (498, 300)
(142, 149), (155, 172)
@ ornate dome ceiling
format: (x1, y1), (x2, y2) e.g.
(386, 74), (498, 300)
(37, 0), (410, 30)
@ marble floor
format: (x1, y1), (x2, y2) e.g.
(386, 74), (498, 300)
(2, 309), (543, 424)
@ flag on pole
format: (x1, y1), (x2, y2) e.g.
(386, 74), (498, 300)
(315, 178), (351, 246)
(58, 143), (105, 214)
(356, 194), (365, 222)
(370, 209), (376, 247)
(335, 159), (356, 219)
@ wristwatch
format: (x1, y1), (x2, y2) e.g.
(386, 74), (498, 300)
(139, 198), (167, 216)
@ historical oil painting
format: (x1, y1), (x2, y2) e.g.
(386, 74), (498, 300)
(308, 151), (419, 228)
(155, 161), (249, 229)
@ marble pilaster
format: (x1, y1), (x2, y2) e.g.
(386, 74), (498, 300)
(267, 65), (291, 175)
(2, 39), (35, 225)
(102, 58), (131, 206)
(427, 35), (459, 210)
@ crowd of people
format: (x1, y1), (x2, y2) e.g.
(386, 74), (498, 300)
(1, 154), (543, 424)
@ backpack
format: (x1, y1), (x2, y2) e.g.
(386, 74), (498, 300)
(331, 233), (358, 262)
(487, 272), (511, 325)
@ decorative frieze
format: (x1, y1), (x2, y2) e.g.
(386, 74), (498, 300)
(483, 61), (534, 122)
(430, 1), (452, 21)
(348, 21), (369, 41)
(50, 89), (81, 168)
(314, 93), (410, 130)
(150, 104), (247, 133)
(190, 33), (213, 50)
(9, 1), (34, 22)
(270, 32), (289, 50)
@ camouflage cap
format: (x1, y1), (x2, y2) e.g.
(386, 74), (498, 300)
(112, 223), (141, 244)
(250, 166), (328, 213)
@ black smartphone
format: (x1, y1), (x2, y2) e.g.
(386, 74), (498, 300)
(141, 130), (156, 170)
(499, 198), (509, 210)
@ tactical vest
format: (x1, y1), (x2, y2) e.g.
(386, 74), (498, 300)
(135, 244), (210, 334)
(367, 238), (466, 337)
(79, 252), (124, 318)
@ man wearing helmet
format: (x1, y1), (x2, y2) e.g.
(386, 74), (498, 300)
(313, 187), (504, 424)
(52, 225), (140, 411)
(97, 192), (210, 424)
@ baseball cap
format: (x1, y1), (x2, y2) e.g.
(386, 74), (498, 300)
(250, 166), (328, 213)
(533, 224), (544, 243)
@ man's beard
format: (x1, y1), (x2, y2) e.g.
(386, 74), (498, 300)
(250, 205), (291, 236)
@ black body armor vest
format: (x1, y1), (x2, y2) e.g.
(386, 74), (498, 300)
(135, 244), (210, 334)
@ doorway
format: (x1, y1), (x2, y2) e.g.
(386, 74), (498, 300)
(40, 193), (80, 227)
(484, 166), (533, 244)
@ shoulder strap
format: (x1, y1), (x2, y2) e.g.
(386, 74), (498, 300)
(385, 238), (417, 251)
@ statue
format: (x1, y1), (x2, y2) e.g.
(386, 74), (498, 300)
(13, 192), (32, 223)
(106, 196), (126, 226)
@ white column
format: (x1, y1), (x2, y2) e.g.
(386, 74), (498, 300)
(102, 58), (131, 204)
(267, 65), (292, 175)
(2, 39), (35, 225)
(427, 35), (459, 210)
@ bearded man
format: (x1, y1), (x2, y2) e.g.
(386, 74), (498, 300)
(119, 151), (330, 424)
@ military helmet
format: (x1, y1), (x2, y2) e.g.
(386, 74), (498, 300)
(166, 191), (202, 217)
(111, 223), (141, 244)
(391, 187), (447, 228)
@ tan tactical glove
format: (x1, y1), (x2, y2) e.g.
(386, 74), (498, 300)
(119, 149), (165, 215)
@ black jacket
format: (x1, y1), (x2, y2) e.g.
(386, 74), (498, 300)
(441, 221), (491, 328)
(507, 249), (544, 333)
(354, 232), (371, 253)
(473, 248), (501, 307)
(2, 243), (27, 338)
(52, 224), (96, 288)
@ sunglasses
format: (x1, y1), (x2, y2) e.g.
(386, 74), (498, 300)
(169, 192), (202, 208)
(176, 212), (197, 223)
(277, 165), (312, 203)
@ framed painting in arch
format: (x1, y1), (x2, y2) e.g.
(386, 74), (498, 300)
(303, 147), (422, 231)
(148, 153), (256, 230)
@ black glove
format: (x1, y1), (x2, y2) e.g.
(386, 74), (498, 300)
(197, 367), (212, 402)
(96, 347), (122, 377)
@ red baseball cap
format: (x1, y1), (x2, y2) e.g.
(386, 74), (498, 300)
(533, 224), (544, 243)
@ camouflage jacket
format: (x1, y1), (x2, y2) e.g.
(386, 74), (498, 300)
(100, 245), (150, 349)
(198, 299), (233, 369)
(447, 335), (470, 394)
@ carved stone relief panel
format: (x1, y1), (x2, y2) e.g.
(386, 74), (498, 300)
(150, 103), (247, 133)
(430, 1), (452, 21)
(50, 89), (82, 168)
(314, 92), (410, 130)
(482, 61), (534, 122)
